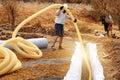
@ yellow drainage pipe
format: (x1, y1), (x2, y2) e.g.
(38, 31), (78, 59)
(64, 6), (92, 80)
(0, 37), (42, 75)
(0, 46), (22, 75)
(0, 37), (42, 59)
(12, 4), (92, 80)
(0, 4), (92, 79)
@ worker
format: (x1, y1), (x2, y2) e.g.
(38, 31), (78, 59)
(51, 4), (77, 50)
(101, 16), (110, 36)
(108, 14), (114, 36)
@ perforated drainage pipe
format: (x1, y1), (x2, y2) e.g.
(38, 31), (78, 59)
(0, 4), (91, 78)
(64, 42), (105, 80)
(0, 45), (22, 75)
(86, 43), (105, 80)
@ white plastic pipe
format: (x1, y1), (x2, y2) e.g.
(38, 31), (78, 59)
(64, 42), (83, 80)
(86, 43), (105, 80)
(27, 38), (48, 48)
(0, 40), (11, 49)
(0, 38), (48, 49)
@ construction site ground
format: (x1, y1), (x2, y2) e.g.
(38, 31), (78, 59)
(0, 2), (120, 80)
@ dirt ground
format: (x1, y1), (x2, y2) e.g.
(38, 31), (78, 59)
(0, 2), (120, 80)
(1, 35), (120, 80)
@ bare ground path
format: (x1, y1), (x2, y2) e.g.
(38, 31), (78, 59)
(1, 34), (119, 80)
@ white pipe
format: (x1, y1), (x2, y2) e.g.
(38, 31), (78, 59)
(27, 38), (48, 48)
(64, 42), (83, 80)
(0, 40), (11, 49)
(0, 38), (48, 49)
(86, 43), (105, 80)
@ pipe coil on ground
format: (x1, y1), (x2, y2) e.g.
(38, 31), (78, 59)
(0, 37), (42, 76)
(1, 37), (43, 59)
(0, 47), (22, 75)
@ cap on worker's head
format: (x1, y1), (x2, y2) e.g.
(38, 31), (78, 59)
(63, 3), (68, 8)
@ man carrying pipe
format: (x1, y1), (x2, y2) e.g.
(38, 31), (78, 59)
(51, 4), (77, 50)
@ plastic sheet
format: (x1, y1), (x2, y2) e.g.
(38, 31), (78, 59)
(86, 43), (105, 80)
(64, 42), (105, 80)
(64, 42), (83, 80)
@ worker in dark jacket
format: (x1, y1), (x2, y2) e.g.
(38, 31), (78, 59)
(101, 16), (110, 36)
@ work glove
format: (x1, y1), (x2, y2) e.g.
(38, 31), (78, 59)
(73, 19), (77, 23)
(60, 6), (64, 10)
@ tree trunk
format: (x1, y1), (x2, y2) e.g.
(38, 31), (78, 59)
(119, 20), (120, 31)
(11, 9), (15, 26)
(8, 13), (11, 24)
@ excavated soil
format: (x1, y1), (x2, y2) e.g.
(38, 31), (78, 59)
(0, 2), (120, 80)
(0, 35), (120, 80)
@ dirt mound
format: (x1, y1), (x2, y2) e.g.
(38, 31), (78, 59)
(106, 42), (120, 79)
(0, 23), (55, 39)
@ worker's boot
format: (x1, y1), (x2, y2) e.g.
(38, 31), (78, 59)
(51, 46), (56, 51)
(58, 46), (64, 49)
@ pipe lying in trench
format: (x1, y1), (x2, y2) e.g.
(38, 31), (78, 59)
(0, 4), (92, 78)
(86, 43), (105, 80)
(64, 42), (105, 80)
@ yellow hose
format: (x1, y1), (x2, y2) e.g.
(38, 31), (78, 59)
(64, 6), (92, 80)
(0, 37), (42, 59)
(0, 4), (92, 79)
(0, 37), (42, 75)
(12, 4), (62, 38)
(0, 47), (22, 75)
